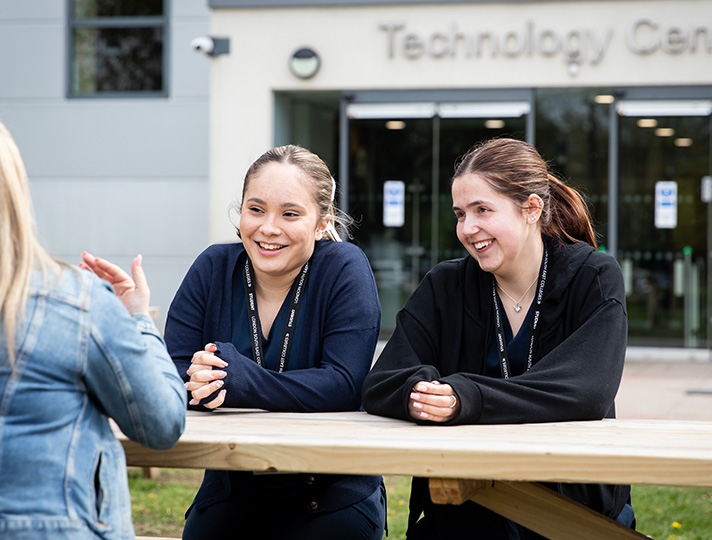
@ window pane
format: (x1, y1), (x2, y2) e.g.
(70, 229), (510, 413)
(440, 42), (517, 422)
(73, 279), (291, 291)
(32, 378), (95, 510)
(73, 0), (163, 18)
(618, 115), (710, 347)
(535, 88), (610, 248)
(73, 27), (163, 93)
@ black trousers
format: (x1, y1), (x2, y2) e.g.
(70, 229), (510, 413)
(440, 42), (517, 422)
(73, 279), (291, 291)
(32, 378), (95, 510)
(182, 483), (385, 540)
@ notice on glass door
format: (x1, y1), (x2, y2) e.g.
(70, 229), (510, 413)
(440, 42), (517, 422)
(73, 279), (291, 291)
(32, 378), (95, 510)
(654, 181), (677, 229)
(383, 180), (405, 227)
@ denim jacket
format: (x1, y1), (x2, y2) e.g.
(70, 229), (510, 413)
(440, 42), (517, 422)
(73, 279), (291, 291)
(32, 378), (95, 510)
(0, 267), (187, 539)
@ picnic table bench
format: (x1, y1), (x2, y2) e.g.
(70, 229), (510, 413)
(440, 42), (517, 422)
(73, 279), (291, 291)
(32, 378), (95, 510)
(116, 409), (712, 540)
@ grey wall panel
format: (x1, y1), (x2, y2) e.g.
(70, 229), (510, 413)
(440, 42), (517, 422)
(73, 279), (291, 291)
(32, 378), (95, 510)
(172, 20), (212, 98)
(173, 0), (213, 18)
(0, 2), (63, 20)
(29, 177), (209, 256)
(0, 23), (64, 99)
(0, 0), (211, 331)
(31, 177), (210, 332)
(1, 102), (209, 178)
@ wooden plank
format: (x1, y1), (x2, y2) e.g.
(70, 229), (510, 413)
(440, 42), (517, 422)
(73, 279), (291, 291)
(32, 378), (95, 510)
(429, 477), (490, 504)
(140, 467), (160, 479)
(114, 410), (712, 487)
(430, 478), (649, 540)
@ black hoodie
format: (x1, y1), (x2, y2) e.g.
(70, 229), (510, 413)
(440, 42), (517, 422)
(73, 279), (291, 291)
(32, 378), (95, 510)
(363, 239), (631, 535)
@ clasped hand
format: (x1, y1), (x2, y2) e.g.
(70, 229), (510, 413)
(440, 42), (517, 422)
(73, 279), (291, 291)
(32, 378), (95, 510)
(185, 343), (227, 409)
(409, 380), (460, 422)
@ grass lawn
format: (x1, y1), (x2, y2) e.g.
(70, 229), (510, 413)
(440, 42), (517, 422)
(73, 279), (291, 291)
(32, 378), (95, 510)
(129, 470), (712, 539)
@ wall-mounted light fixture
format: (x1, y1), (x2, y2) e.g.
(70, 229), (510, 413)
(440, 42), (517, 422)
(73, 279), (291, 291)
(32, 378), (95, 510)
(674, 138), (693, 147)
(289, 48), (320, 79)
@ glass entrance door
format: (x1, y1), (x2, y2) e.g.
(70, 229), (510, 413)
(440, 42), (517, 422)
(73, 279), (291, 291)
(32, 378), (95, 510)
(617, 100), (712, 347)
(346, 102), (528, 335)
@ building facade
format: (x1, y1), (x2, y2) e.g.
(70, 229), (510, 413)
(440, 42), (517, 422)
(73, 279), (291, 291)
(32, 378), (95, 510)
(206, 0), (712, 350)
(0, 0), (211, 329)
(2, 1), (710, 350)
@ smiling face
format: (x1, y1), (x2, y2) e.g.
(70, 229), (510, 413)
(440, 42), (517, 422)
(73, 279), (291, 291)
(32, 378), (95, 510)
(239, 162), (328, 285)
(452, 173), (541, 282)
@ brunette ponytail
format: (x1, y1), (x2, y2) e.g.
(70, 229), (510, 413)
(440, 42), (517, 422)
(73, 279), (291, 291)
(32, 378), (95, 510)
(545, 174), (598, 249)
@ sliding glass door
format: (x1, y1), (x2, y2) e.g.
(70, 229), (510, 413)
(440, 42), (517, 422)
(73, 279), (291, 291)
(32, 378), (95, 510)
(616, 100), (712, 347)
(345, 101), (529, 335)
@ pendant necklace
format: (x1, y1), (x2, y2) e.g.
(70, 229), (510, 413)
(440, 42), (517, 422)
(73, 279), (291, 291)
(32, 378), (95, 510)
(496, 277), (538, 313)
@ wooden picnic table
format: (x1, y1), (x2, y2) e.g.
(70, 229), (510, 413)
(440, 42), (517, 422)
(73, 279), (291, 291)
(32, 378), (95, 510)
(115, 409), (712, 540)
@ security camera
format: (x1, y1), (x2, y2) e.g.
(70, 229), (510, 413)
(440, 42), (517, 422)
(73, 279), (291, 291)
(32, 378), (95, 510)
(190, 36), (230, 57)
(191, 36), (215, 55)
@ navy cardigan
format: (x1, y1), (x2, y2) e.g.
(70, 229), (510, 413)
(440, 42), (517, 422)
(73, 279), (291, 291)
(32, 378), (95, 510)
(164, 239), (382, 513)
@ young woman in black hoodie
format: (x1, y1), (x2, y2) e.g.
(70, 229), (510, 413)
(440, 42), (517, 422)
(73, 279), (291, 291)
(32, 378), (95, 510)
(362, 138), (634, 539)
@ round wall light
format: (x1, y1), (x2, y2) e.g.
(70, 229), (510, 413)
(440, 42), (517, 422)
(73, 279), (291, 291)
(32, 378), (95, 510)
(289, 48), (320, 79)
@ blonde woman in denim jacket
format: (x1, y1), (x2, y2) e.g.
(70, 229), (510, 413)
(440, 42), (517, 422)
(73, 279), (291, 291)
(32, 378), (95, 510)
(0, 121), (186, 539)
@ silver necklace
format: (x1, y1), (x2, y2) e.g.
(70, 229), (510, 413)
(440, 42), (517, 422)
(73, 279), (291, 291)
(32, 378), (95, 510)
(496, 277), (538, 313)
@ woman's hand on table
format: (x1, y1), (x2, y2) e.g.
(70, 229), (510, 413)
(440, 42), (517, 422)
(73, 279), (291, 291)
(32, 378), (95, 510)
(409, 380), (460, 422)
(185, 343), (228, 409)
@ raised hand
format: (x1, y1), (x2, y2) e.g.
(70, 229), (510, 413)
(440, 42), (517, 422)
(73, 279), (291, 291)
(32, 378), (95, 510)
(80, 252), (150, 316)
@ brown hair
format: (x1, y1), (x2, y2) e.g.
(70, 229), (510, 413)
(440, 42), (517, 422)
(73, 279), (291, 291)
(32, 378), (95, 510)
(232, 145), (351, 241)
(453, 138), (597, 248)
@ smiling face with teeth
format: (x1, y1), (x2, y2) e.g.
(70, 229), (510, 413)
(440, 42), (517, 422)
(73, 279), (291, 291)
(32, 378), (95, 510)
(452, 172), (542, 284)
(239, 161), (329, 286)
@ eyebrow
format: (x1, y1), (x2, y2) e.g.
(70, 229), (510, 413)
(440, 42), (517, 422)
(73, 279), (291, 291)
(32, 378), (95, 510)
(246, 197), (308, 211)
(452, 199), (488, 212)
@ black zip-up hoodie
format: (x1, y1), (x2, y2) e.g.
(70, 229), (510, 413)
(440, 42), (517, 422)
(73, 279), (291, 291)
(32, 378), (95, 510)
(363, 239), (631, 536)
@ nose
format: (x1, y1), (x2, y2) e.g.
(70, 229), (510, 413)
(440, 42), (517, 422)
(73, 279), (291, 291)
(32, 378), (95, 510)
(259, 214), (281, 236)
(461, 214), (480, 235)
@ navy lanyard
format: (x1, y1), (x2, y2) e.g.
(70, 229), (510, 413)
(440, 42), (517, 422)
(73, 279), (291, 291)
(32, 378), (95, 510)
(242, 258), (311, 373)
(491, 244), (549, 379)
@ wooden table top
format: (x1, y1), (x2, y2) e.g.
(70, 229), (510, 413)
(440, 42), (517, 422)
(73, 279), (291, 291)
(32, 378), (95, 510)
(116, 409), (712, 487)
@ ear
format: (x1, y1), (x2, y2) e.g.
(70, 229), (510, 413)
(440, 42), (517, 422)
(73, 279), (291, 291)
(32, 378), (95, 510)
(524, 194), (544, 224)
(315, 217), (330, 240)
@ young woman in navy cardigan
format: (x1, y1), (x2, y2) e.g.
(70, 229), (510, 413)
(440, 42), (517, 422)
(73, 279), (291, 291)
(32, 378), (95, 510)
(164, 145), (385, 540)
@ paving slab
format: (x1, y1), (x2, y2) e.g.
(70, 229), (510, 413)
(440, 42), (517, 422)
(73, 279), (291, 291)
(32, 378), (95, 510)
(616, 360), (712, 421)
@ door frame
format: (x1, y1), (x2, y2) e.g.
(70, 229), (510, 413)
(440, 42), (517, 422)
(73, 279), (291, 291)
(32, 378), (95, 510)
(338, 89), (535, 217)
(338, 89), (535, 267)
